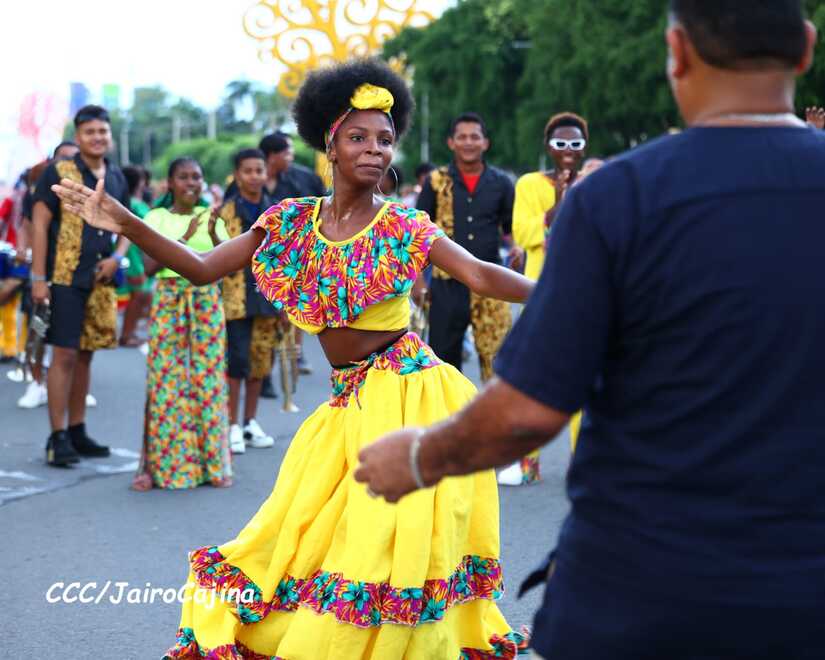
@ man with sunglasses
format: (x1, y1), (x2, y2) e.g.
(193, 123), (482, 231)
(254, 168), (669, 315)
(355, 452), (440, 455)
(513, 113), (589, 286)
(499, 112), (590, 486)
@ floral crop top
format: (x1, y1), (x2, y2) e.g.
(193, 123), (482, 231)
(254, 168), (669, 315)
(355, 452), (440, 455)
(251, 197), (445, 334)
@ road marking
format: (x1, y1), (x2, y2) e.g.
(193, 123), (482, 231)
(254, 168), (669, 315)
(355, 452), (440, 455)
(90, 461), (139, 474)
(0, 470), (42, 481)
(109, 448), (141, 459)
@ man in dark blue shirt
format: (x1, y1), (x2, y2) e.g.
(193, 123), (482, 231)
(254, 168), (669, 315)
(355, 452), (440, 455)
(357, 2), (825, 657)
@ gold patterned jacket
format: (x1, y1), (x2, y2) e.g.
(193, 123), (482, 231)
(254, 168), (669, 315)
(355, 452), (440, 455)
(220, 194), (278, 321)
(416, 162), (515, 280)
(33, 154), (130, 290)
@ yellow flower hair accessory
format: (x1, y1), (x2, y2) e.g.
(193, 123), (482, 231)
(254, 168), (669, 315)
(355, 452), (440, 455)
(326, 84), (396, 149)
(350, 83), (394, 114)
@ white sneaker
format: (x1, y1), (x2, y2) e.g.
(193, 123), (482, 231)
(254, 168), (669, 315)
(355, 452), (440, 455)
(7, 367), (28, 383)
(229, 424), (246, 454)
(18, 381), (47, 409)
(497, 462), (524, 487)
(243, 419), (274, 448)
(86, 393), (97, 407)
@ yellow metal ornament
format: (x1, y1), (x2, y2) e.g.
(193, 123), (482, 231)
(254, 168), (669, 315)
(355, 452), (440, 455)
(243, 0), (434, 99)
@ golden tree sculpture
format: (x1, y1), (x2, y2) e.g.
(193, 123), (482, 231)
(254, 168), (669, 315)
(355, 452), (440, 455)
(243, 0), (437, 98)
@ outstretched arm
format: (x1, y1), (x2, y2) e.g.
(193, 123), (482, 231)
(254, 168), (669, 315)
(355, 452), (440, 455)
(429, 236), (533, 303)
(52, 178), (260, 285)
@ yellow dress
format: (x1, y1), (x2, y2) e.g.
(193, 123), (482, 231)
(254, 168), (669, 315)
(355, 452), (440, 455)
(163, 198), (527, 659)
(512, 172), (555, 282)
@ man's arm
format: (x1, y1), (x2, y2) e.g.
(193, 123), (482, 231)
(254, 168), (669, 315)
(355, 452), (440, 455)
(422, 378), (569, 479)
(353, 378), (570, 502)
(31, 201), (52, 303)
(500, 174), (515, 238)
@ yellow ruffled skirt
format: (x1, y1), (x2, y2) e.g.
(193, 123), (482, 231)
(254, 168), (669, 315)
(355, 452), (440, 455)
(163, 332), (527, 659)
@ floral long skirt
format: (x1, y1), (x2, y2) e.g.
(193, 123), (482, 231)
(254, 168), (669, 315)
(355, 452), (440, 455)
(163, 331), (527, 658)
(140, 278), (230, 489)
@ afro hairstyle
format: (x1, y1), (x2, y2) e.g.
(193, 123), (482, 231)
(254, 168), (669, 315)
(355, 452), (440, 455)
(544, 112), (589, 143)
(293, 58), (414, 153)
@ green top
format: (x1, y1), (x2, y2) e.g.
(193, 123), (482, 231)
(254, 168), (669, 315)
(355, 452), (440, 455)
(143, 206), (230, 279)
(125, 198), (152, 278)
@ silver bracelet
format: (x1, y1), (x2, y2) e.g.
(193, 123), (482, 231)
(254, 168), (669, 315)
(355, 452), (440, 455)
(409, 429), (427, 489)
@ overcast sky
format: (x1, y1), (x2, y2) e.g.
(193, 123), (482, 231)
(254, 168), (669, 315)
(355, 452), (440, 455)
(0, 0), (451, 183)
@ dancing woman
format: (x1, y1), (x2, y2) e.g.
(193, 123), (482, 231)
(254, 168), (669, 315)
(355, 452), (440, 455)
(52, 59), (533, 659)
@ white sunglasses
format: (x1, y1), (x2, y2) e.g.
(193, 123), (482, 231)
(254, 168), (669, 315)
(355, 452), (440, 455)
(548, 138), (587, 151)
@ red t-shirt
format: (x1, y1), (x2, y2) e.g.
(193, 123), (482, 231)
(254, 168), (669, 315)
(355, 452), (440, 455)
(460, 172), (481, 196)
(0, 197), (15, 245)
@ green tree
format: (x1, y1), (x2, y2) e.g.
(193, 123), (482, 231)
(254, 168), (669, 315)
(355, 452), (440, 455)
(516, 0), (680, 163)
(216, 80), (291, 136)
(386, 0), (825, 174)
(153, 135), (257, 185)
(384, 0), (531, 173)
(153, 133), (317, 187)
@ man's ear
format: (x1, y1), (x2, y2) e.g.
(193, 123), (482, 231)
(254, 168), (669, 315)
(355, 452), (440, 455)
(797, 20), (818, 75)
(666, 25), (690, 79)
(446, 136), (456, 152)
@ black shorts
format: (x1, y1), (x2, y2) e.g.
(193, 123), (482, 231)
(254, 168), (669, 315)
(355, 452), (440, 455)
(47, 283), (117, 351)
(226, 316), (277, 379)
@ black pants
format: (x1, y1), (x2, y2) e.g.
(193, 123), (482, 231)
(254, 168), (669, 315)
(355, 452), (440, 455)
(428, 277), (511, 381)
(226, 317), (277, 379)
(428, 278), (470, 372)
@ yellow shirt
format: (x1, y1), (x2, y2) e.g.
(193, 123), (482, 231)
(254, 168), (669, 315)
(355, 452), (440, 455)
(512, 171), (555, 281)
(143, 207), (230, 279)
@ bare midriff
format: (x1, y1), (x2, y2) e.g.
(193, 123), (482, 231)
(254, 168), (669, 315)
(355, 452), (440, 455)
(317, 326), (408, 367)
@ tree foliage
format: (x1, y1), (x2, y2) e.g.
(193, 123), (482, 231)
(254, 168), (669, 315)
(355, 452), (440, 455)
(81, 82), (292, 172)
(383, 0), (530, 171)
(385, 0), (825, 174)
(153, 133), (316, 187)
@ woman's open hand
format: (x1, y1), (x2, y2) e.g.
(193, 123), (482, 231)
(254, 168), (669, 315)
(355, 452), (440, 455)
(50, 178), (130, 234)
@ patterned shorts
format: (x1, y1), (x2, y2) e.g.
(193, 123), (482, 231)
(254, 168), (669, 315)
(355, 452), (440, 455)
(47, 283), (117, 351)
(226, 316), (278, 379)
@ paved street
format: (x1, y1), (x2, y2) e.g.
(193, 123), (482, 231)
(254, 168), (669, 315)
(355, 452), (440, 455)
(3, 333), (572, 659)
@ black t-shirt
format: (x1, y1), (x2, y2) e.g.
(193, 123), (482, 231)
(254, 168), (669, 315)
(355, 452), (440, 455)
(496, 126), (825, 608)
(32, 154), (129, 289)
(267, 164), (326, 202)
(234, 192), (277, 318)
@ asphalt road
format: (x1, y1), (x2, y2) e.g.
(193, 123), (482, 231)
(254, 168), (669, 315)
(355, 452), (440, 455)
(2, 333), (572, 659)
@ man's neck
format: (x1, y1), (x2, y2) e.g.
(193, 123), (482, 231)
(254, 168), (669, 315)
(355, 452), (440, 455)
(268, 166), (289, 186)
(80, 152), (105, 175)
(455, 160), (484, 176)
(686, 71), (799, 127)
(240, 190), (263, 204)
